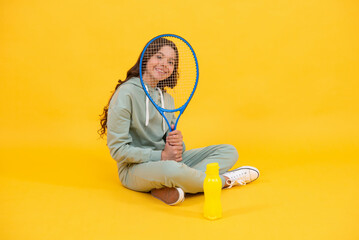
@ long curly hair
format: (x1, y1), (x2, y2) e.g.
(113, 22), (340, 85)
(98, 37), (179, 138)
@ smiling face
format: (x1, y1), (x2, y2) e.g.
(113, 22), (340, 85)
(142, 45), (177, 87)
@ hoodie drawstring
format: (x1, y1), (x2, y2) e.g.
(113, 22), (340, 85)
(144, 85), (166, 132)
(156, 87), (166, 132)
(145, 85), (150, 127)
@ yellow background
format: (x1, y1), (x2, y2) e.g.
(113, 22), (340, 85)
(1, 0), (359, 239)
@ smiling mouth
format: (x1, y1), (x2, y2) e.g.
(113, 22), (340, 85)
(155, 67), (167, 74)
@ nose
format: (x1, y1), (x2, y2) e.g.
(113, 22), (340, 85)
(159, 58), (169, 69)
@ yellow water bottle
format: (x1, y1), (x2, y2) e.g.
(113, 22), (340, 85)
(203, 162), (222, 220)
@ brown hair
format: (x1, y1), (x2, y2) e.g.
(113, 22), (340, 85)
(98, 37), (179, 138)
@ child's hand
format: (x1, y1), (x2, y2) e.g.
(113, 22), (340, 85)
(161, 141), (183, 162)
(166, 125), (183, 147)
(161, 125), (183, 162)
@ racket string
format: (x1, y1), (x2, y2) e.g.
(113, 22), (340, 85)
(142, 36), (198, 111)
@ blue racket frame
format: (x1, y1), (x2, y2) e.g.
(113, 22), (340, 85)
(139, 34), (199, 132)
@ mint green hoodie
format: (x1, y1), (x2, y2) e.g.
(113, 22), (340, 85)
(107, 77), (185, 171)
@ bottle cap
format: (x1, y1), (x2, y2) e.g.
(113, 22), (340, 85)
(206, 162), (219, 175)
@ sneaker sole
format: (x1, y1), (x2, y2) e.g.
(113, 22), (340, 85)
(151, 187), (185, 206)
(226, 166), (260, 180)
(169, 188), (185, 206)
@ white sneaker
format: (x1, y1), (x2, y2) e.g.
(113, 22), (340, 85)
(223, 166), (260, 189)
(151, 187), (185, 206)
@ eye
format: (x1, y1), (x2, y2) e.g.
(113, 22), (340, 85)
(156, 55), (162, 59)
(168, 60), (174, 65)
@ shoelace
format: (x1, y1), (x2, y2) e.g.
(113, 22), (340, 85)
(225, 172), (248, 189)
(226, 179), (246, 189)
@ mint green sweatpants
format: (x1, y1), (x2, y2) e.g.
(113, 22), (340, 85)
(118, 144), (238, 194)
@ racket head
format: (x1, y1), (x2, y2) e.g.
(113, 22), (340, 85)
(139, 34), (199, 113)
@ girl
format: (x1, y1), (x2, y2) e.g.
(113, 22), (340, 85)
(99, 37), (259, 205)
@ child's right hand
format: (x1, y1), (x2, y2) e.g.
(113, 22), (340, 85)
(161, 141), (183, 162)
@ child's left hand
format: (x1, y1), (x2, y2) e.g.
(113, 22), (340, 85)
(166, 125), (183, 161)
(166, 125), (183, 147)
